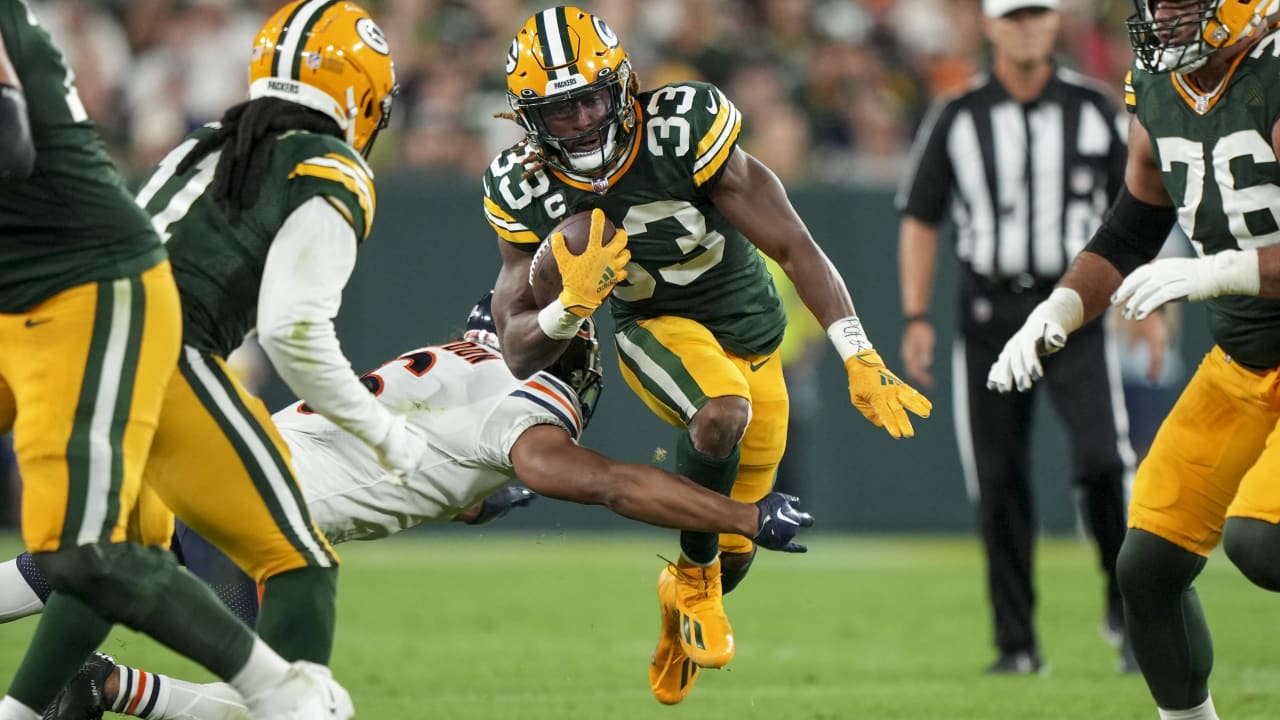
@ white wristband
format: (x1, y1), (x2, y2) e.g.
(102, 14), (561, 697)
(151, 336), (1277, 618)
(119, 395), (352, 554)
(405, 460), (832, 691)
(1211, 249), (1261, 296)
(537, 298), (584, 340)
(826, 314), (874, 362)
(1033, 287), (1085, 335)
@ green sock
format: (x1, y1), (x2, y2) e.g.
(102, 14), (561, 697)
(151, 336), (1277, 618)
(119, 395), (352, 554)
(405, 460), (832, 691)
(1120, 530), (1213, 709)
(9, 592), (110, 710)
(676, 432), (741, 564)
(257, 566), (338, 664)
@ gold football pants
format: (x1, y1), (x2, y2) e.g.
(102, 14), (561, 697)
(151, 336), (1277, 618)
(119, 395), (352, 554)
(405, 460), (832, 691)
(1130, 346), (1280, 556)
(0, 262), (181, 553)
(615, 315), (789, 554)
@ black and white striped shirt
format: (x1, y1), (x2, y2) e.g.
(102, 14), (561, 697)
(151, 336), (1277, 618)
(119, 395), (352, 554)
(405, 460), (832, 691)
(896, 67), (1126, 284)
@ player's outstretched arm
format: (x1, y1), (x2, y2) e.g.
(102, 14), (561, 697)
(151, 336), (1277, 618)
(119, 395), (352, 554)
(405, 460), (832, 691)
(509, 425), (813, 552)
(0, 33), (34, 179)
(710, 148), (931, 438)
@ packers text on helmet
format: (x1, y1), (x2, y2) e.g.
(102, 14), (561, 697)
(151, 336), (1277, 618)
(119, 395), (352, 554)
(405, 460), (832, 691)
(248, 0), (398, 154)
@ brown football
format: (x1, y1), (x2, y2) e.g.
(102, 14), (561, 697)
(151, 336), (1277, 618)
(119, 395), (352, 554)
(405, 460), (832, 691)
(529, 210), (617, 307)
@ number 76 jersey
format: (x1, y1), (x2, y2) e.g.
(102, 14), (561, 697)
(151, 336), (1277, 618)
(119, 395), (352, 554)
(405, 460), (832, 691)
(482, 81), (787, 359)
(1126, 32), (1280, 368)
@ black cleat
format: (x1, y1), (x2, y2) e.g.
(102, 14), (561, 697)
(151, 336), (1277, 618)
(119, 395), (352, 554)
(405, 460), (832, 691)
(985, 649), (1048, 676)
(44, 652), (115, 720)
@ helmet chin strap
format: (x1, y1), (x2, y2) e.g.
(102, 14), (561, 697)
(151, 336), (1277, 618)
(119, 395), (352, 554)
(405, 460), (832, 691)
(561, 124), (619, 174)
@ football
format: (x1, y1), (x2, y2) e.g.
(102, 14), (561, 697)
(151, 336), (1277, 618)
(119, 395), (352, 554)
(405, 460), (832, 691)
(528, 210), (617, 307)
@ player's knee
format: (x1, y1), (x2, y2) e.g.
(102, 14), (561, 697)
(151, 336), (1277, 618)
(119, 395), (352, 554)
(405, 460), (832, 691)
(720, 548), (755, 595)
(689, 397), (750, 458)
(34, 542), (178, 625)
(1117, 528), (1204, 609)
(1223, 518), (1280, 592)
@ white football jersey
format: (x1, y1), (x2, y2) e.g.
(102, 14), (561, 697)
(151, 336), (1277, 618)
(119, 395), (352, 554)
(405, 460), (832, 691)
(272, 339), (584, 543)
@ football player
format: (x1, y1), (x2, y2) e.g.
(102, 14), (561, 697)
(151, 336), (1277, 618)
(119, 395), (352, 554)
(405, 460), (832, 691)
(0, 2), (339, 720)
(987, 2), (1280, 718)
(86, 1), (403, 716)
(484, 5), (932, 704)
(12, 291), (814, 720)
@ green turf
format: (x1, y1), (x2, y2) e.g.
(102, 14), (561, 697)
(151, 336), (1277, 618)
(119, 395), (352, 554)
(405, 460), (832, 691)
(1, 532), (1276, 719)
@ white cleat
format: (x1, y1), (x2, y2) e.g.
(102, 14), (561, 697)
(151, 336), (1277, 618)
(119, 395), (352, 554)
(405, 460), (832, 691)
(244, 661), (353, 720)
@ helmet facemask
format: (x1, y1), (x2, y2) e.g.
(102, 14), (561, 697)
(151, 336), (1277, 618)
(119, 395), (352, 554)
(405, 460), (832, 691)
(1127, 0), (1279, 73)
(511, 62), (634, 176)
(545, 319), (604, 429)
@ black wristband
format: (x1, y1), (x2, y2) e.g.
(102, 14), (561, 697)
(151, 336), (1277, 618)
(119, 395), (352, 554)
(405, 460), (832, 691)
(903, 314), (930, 325)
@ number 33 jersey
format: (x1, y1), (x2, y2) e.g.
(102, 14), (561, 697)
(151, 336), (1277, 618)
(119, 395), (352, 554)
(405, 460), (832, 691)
(482, 81), (787, 358)
(1126, 32), (1280, 368)
(272, 339), (583, 543)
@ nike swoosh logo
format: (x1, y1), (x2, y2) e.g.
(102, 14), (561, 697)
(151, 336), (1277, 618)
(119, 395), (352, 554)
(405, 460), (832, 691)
(24, 318), (51, 328)
(706, 93), (718, 114)
(748, 357), (770, 372)
(774, 507), (800, 527)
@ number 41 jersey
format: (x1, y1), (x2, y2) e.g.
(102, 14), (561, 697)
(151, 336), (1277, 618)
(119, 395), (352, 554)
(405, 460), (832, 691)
(1126, 32), (1280, 368)
(483, 81), (787, 358)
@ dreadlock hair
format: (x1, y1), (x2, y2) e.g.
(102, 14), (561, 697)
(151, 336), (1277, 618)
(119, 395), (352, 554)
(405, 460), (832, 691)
(175, 97), (343, 221)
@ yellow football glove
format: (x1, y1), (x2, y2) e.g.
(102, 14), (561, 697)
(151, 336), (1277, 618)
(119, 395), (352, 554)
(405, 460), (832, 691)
(844, 350), (933, 439)
(552, 208), (630, 318)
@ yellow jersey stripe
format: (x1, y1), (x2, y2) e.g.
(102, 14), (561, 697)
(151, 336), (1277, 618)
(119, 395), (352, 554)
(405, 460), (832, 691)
(693, 100), (741, 187)
(322, 196), (354, 227)
(321, 152), (377, 203)
(484, 196), (520, 225)
(694, 90), (732, 167)
(289, 163), (373, 238)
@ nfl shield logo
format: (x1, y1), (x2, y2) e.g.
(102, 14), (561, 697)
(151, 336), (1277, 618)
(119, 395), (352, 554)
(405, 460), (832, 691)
(591, 177), (609, 194)
(305, 53), (322, 71)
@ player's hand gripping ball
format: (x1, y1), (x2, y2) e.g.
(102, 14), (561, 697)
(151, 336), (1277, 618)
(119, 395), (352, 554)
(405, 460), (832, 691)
(529, 208), (629, 315)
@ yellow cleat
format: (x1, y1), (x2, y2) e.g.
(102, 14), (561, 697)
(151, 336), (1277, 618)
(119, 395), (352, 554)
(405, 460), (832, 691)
(649, 568), (700, 704)
(669, 556), (734, 669)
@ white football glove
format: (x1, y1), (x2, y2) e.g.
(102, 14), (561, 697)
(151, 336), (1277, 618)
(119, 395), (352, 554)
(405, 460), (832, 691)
(987, 288), (1084, 394)
(373, 413), (418, 481)
(1112, 249), (1260, 320)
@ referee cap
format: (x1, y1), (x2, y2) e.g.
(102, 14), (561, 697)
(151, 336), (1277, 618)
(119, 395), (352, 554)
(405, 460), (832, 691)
(983, 0), (1059, 17)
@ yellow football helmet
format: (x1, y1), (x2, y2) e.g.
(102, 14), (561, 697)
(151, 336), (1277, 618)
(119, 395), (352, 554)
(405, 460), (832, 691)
(1127, 0), (1280, 72)
(248, 0), (397, 154)
(506, 6), (636, 176)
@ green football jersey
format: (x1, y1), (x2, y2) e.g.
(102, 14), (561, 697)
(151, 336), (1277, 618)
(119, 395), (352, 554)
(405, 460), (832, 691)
(0, 0), (164, 313)
(1126, 34), (1280, 368)
(135, 125), (376, 357)
(483, 81), (786, 358)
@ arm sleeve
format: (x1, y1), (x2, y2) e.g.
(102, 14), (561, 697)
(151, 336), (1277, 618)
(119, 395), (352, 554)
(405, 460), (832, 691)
(257, 196), (397, 449)
(895, 99), (957, 224)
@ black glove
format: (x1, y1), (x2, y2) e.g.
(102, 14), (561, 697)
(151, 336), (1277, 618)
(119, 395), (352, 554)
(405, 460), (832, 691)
(466, 485), (537, 525)
(751, 492), (814, 553)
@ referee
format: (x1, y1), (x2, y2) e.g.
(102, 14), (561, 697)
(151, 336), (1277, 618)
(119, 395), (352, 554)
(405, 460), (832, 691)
(895, 0), (1150, 674)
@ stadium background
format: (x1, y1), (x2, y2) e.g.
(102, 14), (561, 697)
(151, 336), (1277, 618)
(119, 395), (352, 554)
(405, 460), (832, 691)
(1, 0), (1202, 533)
(4, 3), (1278, 719)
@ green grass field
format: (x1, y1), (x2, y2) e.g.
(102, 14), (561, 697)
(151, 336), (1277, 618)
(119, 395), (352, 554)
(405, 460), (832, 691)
(1, 532), (1276, 719)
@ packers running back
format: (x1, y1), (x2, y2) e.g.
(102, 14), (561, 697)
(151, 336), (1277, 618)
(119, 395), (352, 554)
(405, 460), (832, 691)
(484, 77), (786, 357)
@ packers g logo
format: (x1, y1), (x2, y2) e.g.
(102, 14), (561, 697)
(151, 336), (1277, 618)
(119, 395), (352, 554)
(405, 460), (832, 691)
(592, 17), (618, 48)
(506, 38), (519, 74)
(356, 18), (390, 56)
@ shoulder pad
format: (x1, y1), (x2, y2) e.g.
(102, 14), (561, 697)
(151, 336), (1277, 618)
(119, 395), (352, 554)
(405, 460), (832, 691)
(281, 133), (376, 240)
(641, 81), (742, 188)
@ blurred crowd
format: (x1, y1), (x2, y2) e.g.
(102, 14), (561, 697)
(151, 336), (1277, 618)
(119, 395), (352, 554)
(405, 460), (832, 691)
(37, 0), (1138, 186)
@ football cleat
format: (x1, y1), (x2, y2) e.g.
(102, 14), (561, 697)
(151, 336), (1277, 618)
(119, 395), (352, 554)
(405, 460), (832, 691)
(43, 652), (115, 720)
(649, 567), (700, 704)
(243, 661), (353, 720)
(667, 556), (735, 669)
(984, 649), (1048, 676)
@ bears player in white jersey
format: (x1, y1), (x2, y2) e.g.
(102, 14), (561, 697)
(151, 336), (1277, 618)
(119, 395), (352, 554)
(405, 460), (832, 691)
(4, 292), (814, 720)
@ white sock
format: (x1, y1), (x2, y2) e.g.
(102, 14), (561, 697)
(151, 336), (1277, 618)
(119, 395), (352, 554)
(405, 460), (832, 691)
(0, 559), (45, 622)
(111, 666), (247, 720)
(1158, 693), (1219, 720)
(0, 696), (39, 720)
(226, 639), (291, 701)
